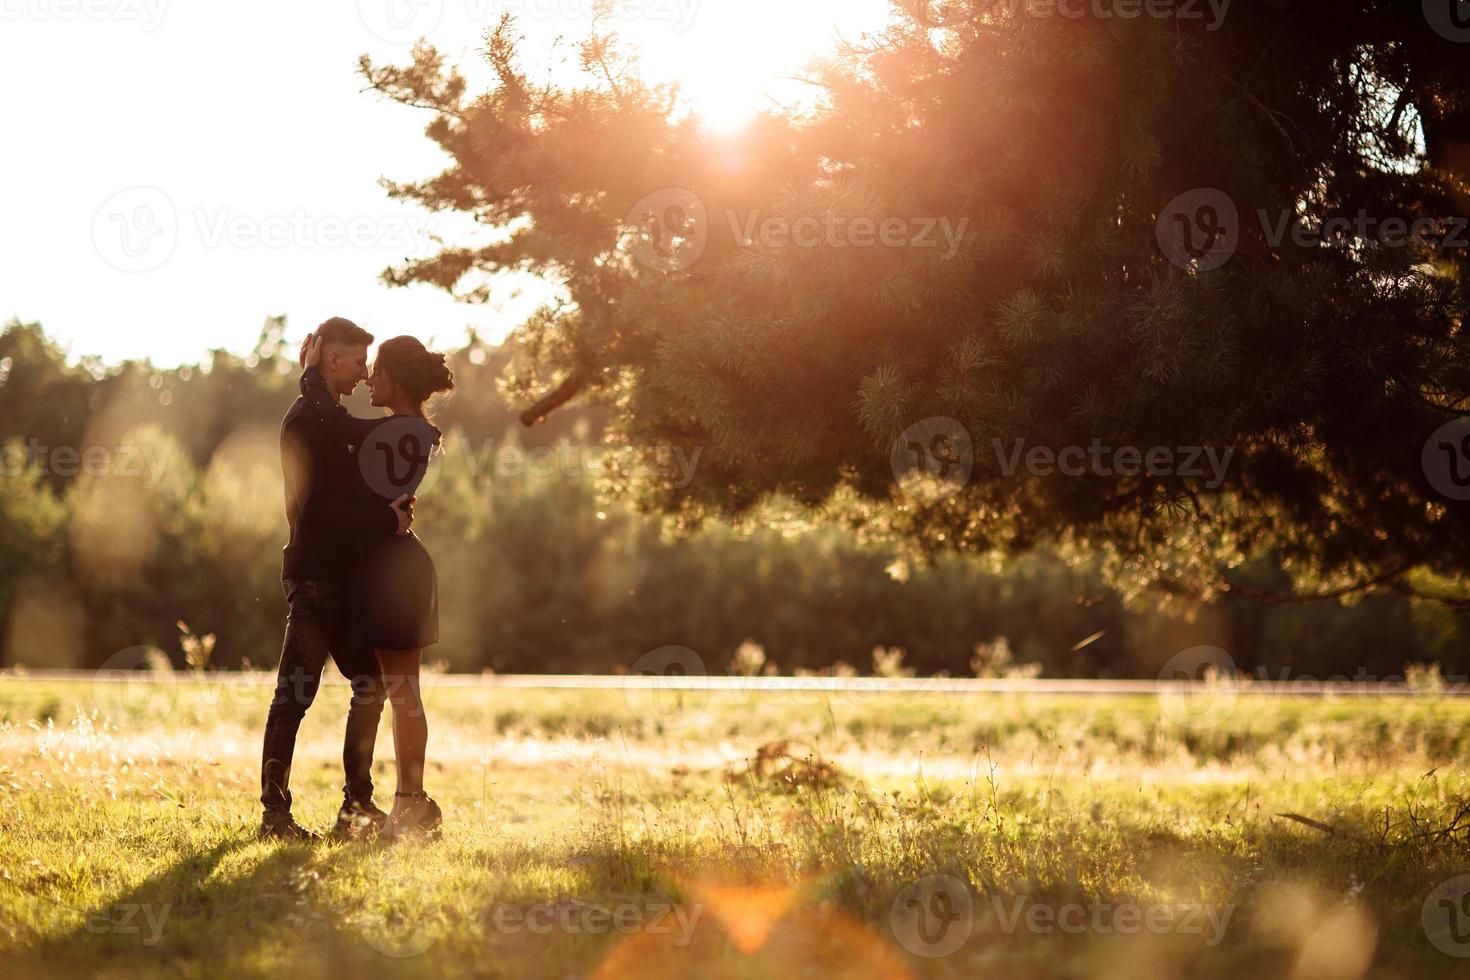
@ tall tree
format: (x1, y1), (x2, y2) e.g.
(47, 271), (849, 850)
(360, 1), (1470, 605)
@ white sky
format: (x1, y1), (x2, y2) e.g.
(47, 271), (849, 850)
(0, 0), (892, 366)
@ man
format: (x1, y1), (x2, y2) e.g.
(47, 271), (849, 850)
(258, 316), (413, 841)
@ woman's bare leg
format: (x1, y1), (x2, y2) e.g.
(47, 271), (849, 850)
(376, 648), (426, 803)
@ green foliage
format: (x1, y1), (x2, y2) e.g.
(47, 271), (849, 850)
(1, 320), (1467, 676)
(0, 447), (69, 638)
(359, 4), (1470, 607)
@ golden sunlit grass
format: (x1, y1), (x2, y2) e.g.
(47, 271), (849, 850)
(2, 678), (1469, 978)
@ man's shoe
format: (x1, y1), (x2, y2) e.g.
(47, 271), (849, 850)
(259, 812), (320, 842)
(330, 798), (389, 841)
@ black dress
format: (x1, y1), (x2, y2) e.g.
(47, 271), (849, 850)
(299, 366), (442, 650)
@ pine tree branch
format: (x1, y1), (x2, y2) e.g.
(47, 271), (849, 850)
(520, 365), (593, 427)
(1223, 561), (1415, 605)
(1384, 579), (1470, 611)
(1230, 82), (1299, 159)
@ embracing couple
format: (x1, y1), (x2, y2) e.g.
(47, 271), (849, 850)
(257, 317), (453, 843)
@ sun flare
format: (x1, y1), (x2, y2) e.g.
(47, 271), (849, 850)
(616, 0), (894, 132)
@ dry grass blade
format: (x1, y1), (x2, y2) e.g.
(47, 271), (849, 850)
(1274, 812), (1338, 836)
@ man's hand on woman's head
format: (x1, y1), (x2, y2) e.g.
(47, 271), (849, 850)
(301, 335), (326, 370)
(391, 495), (416, 535)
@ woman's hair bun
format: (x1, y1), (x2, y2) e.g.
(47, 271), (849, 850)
(376, 336), (455, 402)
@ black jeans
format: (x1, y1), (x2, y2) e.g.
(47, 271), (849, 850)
(259, 579), (385, 814)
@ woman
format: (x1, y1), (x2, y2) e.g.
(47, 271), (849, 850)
(300, 332), (453, 840)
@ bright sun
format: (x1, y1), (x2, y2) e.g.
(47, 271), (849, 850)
(617, 0), (894, 132)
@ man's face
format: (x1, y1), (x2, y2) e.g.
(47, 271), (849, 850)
(322, 343), (370, 397)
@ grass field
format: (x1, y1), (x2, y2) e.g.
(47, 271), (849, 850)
(2, 674), (1470, 978)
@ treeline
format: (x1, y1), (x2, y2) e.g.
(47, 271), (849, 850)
(1, 319), (1465, 678)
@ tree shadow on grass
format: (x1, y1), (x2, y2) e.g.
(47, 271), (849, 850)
(8, 808), (1467, 980)
(5, 835), (403, 980)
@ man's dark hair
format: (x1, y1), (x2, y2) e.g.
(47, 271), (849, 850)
(316, 317), (374, 347)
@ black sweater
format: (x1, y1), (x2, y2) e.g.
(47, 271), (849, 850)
(279, 393), (398, 582)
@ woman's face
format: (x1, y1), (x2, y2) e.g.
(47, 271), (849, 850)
(367, 362), (394, 408)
